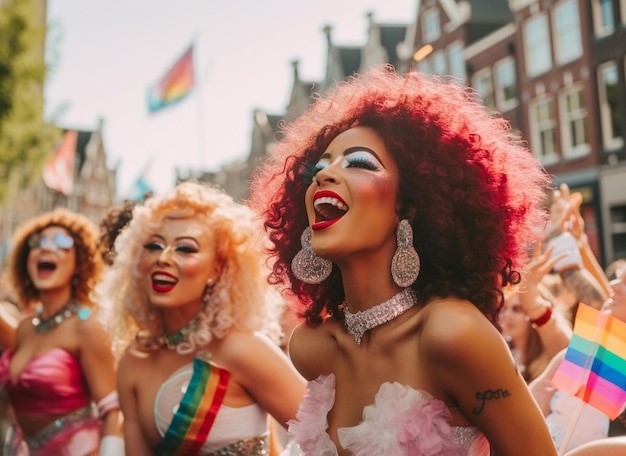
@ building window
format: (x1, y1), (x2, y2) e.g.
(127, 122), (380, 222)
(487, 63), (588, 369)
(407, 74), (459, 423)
(530, 97), (559, 164)
(524, 14), (552, 77)
(494, 57), (518, 111)
(610, 204), (626, 261)
(447, 41), (465, 81)
(559, 85), (590, 159)
(432, 50), (446, 75)
(592, 0), (615, 36)
(598, 61), (624, 150)
(622, 0), (626, 25)
(473, 68), (496, 111)
(553, 0), (583, 64)
(422, 9), (441, 43)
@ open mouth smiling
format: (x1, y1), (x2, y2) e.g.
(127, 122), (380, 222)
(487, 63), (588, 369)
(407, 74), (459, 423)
(152, 272), (178, 293)
(37, 260), (57, 273)
(312, 191), (348, 230)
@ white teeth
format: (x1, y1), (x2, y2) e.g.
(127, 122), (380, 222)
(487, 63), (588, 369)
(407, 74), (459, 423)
(153, 273), (177, 283)
(314, 197), (348, 211)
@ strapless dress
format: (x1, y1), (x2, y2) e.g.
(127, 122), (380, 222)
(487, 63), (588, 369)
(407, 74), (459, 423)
(285, 374), (490, 456)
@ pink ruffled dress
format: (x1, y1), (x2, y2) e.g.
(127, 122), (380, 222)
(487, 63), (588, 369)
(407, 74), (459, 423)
(286, 374), (490, 456)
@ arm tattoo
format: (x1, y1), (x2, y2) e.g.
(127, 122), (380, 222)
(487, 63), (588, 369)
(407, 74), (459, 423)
(561, 268), (605, 309)
(472, 388), (511, 415)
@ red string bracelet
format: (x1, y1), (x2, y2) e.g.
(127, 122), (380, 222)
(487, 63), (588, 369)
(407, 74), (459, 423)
(530, 307), (553, 327)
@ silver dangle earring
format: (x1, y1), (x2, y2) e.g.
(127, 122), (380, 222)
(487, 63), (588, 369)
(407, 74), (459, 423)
(291, 227), (332, 284)
(391, 219), (420, 287)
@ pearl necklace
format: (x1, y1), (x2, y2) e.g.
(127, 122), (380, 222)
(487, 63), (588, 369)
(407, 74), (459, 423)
(32, 301), (91, 334)
(343, 288), (418, 345)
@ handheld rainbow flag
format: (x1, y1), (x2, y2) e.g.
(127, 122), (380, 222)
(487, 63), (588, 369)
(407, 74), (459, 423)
(147, 44), (195, 113)
(551, 303), (626, 419)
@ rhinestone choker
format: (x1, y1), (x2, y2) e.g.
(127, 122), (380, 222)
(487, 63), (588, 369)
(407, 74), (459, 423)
(343, 288), (418, 344)
(32, 301), (91, 334)
(160, 315), (200, 350)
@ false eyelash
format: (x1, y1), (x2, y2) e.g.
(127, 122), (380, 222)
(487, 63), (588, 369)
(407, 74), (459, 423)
(344, 155), (378, 170)
(302, 162), (319, 184)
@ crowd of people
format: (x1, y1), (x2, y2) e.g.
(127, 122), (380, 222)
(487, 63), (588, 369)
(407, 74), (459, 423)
(0, 64), (624, 455)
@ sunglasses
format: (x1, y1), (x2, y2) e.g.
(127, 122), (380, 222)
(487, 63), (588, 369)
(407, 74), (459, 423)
(27, 232), (75, 251)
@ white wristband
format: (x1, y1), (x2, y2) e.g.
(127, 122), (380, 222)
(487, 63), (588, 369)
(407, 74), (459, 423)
(100, 435), (124, 456)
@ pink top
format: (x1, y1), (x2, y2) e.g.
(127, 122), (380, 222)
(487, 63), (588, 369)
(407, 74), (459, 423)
(0, 348), (91, 415)
(287, 374), (490, 456)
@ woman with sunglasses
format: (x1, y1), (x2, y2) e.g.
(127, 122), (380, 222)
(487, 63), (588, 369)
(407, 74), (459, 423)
(97, 182), (305, 455)
(0, 208), (122, 455)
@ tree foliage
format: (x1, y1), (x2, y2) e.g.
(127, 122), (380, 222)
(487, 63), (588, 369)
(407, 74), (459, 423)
(0, 0), (59, 202)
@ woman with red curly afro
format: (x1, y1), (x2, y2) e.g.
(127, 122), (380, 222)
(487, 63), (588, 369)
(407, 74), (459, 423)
(249, 65), (557, 455)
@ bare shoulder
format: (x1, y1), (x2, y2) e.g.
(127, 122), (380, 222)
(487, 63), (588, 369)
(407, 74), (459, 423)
(566, 437), (626, 456)
(217, 330), (280, 363)
(74, 309), (106, 333)
(289, 318), (338, 380)
(73, 309), (111, 349)
(418, 298), (502, 362)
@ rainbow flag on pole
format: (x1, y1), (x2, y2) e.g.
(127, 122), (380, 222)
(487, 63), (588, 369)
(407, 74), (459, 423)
(147, 44), (195, 113)
(551, 303), (626, 419)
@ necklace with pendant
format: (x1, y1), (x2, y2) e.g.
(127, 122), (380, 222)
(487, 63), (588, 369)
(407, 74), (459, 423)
(160, 315), (201, 350)
(343, 288), (418, 345)
(32, 301), (91, 334)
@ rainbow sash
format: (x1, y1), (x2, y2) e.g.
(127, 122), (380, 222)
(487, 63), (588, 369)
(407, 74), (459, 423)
(156, 357), (230, 456)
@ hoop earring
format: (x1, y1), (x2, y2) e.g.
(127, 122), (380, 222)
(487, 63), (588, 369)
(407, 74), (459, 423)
(291, 227), (332, 284)
(391, 219), (420, 287)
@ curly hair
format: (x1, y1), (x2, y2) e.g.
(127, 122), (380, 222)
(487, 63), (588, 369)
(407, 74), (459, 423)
(7, 208), (103, 310)
(249, 65), (550, 326)
(97, 199), (138, 266)
(97, 182), (284, 358)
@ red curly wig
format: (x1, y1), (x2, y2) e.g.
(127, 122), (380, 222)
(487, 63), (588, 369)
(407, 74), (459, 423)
(7, 208), (103, 310)
(249, 65), (550, 326)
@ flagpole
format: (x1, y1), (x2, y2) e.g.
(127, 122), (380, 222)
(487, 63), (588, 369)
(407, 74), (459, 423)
(557, 398), (585, 455)
(193, 33), (208, 173)
(195, 70), (206, 171)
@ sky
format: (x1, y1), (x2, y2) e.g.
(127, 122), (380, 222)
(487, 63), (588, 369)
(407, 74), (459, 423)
(44, 0), (417, 199)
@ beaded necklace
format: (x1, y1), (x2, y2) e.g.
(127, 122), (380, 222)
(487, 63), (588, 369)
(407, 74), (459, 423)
(160, 315), (200, 350)
(32, 301), (91, 334)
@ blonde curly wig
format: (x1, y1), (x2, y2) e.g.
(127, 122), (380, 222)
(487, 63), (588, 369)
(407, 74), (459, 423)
(97, 182), (284, 358)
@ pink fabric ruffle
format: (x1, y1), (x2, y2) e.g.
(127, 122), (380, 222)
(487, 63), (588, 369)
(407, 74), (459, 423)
(337, 381), (465, 456)
(287, 374), (489, 456)
(286, 374), (337, 456)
